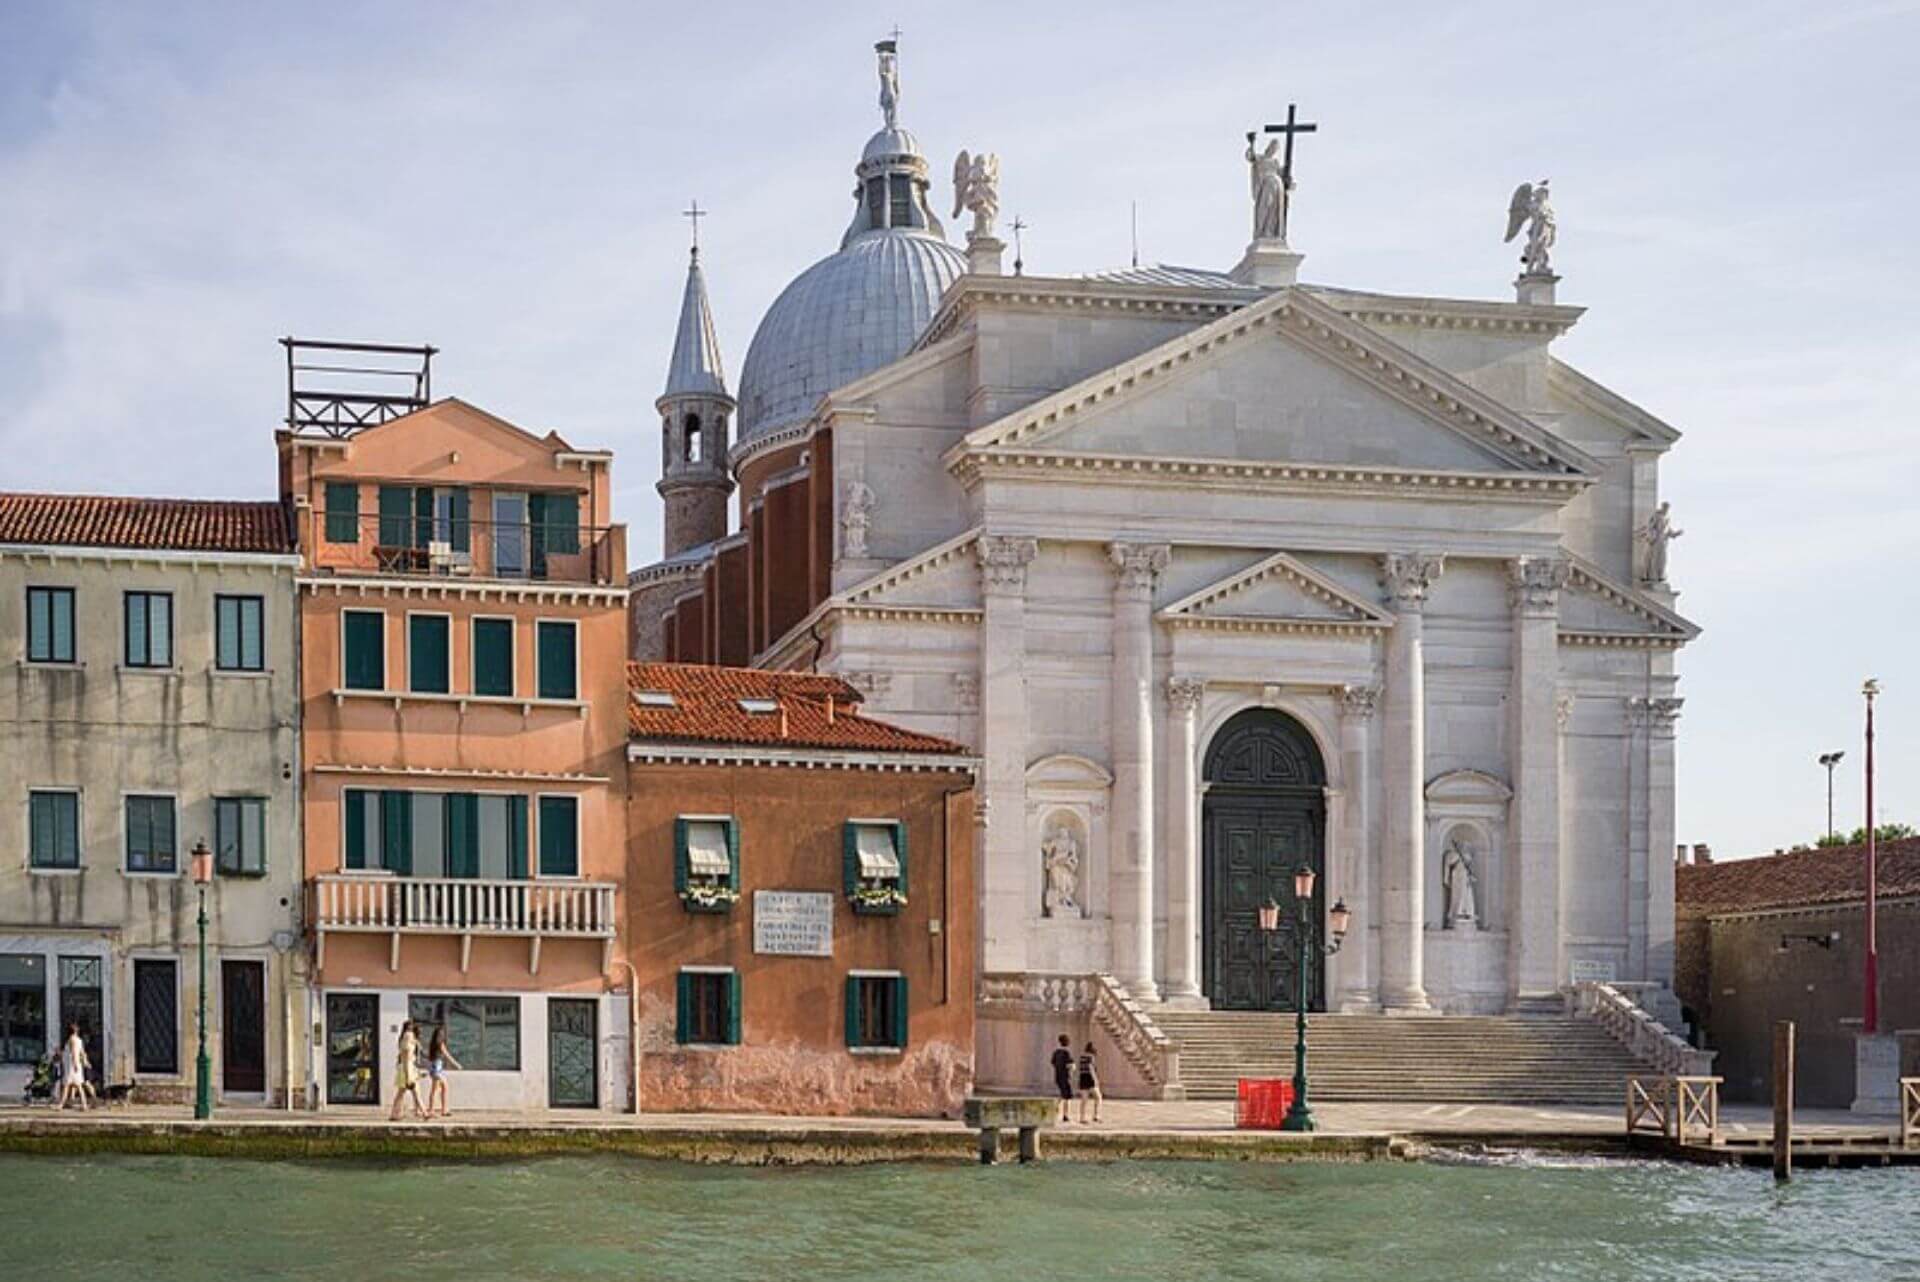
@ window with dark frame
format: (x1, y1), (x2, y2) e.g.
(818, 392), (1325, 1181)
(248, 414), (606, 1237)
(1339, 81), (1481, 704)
(26, 587), (75, 663)
(408, 614), (451, 694)
(0, 954), (47, 1065)
(124, 795), (177, 873)
(407, 995), (520, 1071)
(214, 595), (265, 672)
(214, 797), (267, 876)
(133, 958), (178, 1074)
(323, 482), (360, 543)
(472, 618), (513, 696)
(341, 610), (385, 690)
(537, 795), (579, 878)
(846, 974), (908, 1050)
(676, 970), (738, 1046)
(123, 591), (173, 668)
(535, 620), (576, 700)
(28, 791), (80, 870)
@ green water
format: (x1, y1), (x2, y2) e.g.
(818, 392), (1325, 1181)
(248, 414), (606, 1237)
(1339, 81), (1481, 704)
(3, 1152), (1916, 1281)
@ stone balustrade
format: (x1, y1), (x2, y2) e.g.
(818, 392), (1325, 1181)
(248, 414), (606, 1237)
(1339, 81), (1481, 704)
(1568, 981), (1714, 1077)
(311, 874), (617, 974)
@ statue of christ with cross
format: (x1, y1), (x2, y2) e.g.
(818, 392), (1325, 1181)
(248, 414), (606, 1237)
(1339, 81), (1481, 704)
(1246, 104), (1317, 245)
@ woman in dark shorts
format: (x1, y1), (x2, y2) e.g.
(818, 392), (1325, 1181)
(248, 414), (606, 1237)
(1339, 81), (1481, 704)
(1050, 1034), (1075, 1121)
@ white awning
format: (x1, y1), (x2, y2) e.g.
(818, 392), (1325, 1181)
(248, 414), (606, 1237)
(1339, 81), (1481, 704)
(855, 825), (901, 878)
(686, 821), (731, 876)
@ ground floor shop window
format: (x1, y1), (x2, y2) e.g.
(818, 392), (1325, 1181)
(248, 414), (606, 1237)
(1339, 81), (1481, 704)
(407, 995), (521, 1071)
(326, 992), (379, 1105)
(675, 969), (740, 1046)
(132, 959), (178, 1075)
(0, 954), (47, 1065)
(845, 972), (908, 1050)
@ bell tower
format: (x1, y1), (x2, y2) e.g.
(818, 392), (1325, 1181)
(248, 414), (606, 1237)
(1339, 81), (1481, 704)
(657, 222), (734, 558)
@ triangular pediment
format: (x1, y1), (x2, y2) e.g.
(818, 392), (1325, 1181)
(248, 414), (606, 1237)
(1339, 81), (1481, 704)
(1560, 557), (1699, 645)
(1159, 551), (1391, 633)
(949, 290), (1599, 479)
(840, 528), (983, 610)
(336, 398), (585, 472)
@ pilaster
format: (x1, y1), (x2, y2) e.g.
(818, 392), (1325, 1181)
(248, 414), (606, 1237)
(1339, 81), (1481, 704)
(1108, 541), (1169, 1002)
(1632, 695), (1682, 984)
(1508, 555), (1569, 1001)
(1337, 684), (1380, 1011)
(976, 535), (1038, 973)
(1163, 677), (1205, 1005)
(1378, 553), (1442, 1013)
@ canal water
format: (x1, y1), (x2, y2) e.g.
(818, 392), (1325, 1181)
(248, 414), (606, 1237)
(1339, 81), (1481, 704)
(2, 1151), (1915, 1280)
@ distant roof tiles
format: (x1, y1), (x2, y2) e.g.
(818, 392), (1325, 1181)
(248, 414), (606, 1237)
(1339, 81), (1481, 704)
(1677, 838), (1920, 916)
(0, 492), (293, 555)
(628, 663), (968, 756)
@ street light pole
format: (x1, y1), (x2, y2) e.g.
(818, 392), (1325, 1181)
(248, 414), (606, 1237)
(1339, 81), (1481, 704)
(1862, 680), (1880, 1035)
(1817, 751), (1844, 844)
(191, 839), (213, 1120)
(1260, 867), (1349, 1134)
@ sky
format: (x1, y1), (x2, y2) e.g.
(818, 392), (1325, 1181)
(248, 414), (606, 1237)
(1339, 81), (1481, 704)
(2, 1), (1916, 859)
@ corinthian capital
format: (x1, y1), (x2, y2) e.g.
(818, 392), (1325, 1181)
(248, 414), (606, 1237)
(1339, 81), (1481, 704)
(976, 535), (1038, 595)
(1166, 677), (1205, 716)
(1339, 684), (1380, 721)
(1379, 552), (1444, 611)
(1107, 541), (1171, 596)
(1508, 555), (1571, 615)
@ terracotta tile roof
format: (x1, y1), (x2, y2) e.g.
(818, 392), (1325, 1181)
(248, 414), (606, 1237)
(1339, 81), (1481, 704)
(0, 492), (293, 555)
(628, 663), (970, 756)
(1677, 838), (1920, 916)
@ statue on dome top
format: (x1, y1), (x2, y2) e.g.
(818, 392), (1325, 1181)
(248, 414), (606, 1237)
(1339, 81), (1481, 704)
(876, 39), (901, 130)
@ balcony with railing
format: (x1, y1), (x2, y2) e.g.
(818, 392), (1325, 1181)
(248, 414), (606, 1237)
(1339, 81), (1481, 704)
(311, 874), (618, 974)
(303, 509), (623, 587)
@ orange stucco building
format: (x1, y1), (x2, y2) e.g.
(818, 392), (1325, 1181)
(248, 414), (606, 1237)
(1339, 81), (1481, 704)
(281, 395), (632, 1112)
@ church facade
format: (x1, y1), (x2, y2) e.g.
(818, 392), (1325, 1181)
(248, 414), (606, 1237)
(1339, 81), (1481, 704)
(630, 44), (1697, 1069)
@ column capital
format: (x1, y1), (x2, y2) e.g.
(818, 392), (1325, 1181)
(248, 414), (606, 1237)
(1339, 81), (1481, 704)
(1378, 552), (1444, 612)
(1107, 541), (1171, 596)
(976, 534), (1038, 595)
(1625, 695), (1683, 734)
(1166, 677), (1205, 716)
(1556, 691), (1576, 731)
(1338, 683), (1380, 721)
(1508, 555), (1571, 616)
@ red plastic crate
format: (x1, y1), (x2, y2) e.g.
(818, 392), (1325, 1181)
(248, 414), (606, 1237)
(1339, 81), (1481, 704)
(1235, 1078), (1295, 1129)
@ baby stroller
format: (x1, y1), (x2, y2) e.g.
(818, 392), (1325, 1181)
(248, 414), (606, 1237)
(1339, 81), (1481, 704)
(23, 1051), (57, 1105)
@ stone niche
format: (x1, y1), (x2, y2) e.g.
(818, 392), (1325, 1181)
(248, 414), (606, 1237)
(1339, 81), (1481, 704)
(1024, 753), (1112, 971)
(1422, 768), (1511, 1013)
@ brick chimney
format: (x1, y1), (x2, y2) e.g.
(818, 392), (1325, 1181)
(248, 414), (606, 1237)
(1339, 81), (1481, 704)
(1675, 843), (1691, 867)
(1692, 842), (1712, 865)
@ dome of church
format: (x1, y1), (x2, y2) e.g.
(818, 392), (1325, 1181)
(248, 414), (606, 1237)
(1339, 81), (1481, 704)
(734, 42), (964, 446)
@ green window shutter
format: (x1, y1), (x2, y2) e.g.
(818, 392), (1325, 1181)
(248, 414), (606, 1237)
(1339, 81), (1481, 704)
(378, 486), (413, 547)
(845, 975), (862, 1048)
(893, 820), (909, 899)
(506, 796), (529, 879)
(892, 976), (909, 1050)
(725, 971), (742, 1046)
(548, 492), (580, 555)
(725, 818), (741, 891)
(673, 817), (689, 897)
(472, 618), (513, 696)
(842, 823), (860, 898)
(446, 794), (478, 878)
(536, 621), (576, 700)
(675, 972), (691, 1045)
(342, 611), (384, 690)
(447, 487), (470, 553)
(345, 791), (367, 869)
(324, 482), (359, 543)
(380, 791), (413, 875)
(408, 614), (450, 693)
(539, 796), (578, 877)
(414, 485), (435, 548)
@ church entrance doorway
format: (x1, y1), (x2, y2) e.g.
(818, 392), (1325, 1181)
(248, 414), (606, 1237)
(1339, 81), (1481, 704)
(1202, 708), (1327, 1012)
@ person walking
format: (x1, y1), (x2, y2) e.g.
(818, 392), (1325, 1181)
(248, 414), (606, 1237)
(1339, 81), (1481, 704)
(1076, 1042), (1103, 1124)
(388, 1020), (426, 1121)
(424, 1024), (462, 1118)
(56, 1024), (91, 1112)
(1050, 1033), (1076, 1123)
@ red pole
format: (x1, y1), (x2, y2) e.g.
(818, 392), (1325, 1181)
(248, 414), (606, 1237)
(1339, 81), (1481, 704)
(1863, 679), (1879, 1035)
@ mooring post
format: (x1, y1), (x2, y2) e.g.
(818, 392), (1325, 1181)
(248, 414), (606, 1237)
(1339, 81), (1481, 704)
(1773, 1020), (1795, 1182)
(1018, 1125), (1041, 1164)
(978, 1127), (1001, 1165)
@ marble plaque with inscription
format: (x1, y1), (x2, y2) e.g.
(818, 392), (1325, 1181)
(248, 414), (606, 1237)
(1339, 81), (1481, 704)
(752, 890), (835, 957)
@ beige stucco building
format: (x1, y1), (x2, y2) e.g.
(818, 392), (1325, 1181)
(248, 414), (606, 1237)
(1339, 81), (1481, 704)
(0, 493), (308, 1105)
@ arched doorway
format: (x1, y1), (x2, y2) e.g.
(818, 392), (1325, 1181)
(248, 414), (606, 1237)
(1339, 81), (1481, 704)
(1202, 708), (1328, 1011)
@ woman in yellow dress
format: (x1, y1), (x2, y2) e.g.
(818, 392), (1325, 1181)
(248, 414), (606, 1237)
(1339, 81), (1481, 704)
(387, 1020), (426, 1121)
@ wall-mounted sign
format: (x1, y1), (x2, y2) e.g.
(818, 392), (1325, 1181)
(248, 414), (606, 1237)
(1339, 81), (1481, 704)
(753, 890), (834, 957)
(1569, 958), (1616, 984)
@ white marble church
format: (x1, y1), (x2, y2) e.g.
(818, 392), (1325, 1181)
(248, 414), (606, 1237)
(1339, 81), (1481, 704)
(629, 41), (1696, 1064)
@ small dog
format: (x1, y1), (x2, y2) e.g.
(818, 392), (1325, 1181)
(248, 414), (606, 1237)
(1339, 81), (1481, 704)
(96, 1082), (136, 1107)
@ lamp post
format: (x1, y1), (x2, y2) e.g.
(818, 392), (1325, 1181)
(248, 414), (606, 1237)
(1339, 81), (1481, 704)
(1259, 866), (1350, 1133)
(1817, 751), (1844, 844)
(1862, 679), (1879, 1035)
(190, 839), (214, 1120)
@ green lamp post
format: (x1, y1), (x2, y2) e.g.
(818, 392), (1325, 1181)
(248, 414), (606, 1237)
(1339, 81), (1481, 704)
(190, 838), (214, 1120)
(1259, 866), (1350, 1133)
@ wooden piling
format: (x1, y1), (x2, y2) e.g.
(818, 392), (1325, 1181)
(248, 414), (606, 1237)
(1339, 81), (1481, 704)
(1772, 1020), (1794, 1182)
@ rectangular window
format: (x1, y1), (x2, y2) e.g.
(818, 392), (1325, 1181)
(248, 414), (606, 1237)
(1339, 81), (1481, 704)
(123, 591), (173, 668)
(341, 610), (385, 690)
(675, 970), (740, 1046)
(408, 614), (450, 694)
(529, 492), (580, 560)
(472, 618), (514, 697)
(408, 995), (520, 1071)
(673, 816), (739, 911)
(0, 954), (48, 1065)
(538, 795), (579, 877)
(842, 819), (908, 912)
(536, 620), (576, 700)
(347, 789), (528, 878)
(215, 797), (267, 876)
(26, 587), (76, 663)
(324, 482), (360, 544)
(29, 791), (80, 870)
(214, 595), (265, 672)
(889, 173), (913, 227)
(124, 795), (177, 873)
(377, 485), (416, 549)
(846, 974), (909, 1050)
(133, 958), (178, 1074)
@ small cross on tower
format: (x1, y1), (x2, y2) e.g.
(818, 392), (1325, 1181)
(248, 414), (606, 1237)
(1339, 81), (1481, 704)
(683, 199), (707, 255)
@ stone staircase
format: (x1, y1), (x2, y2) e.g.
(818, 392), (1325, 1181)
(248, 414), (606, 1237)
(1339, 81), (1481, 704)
(1154, 1010), (1650, 1104)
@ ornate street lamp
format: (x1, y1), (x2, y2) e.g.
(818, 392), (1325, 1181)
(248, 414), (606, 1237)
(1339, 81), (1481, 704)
(1261, 866), (1350, 1133)
(190, 839), (214, 1120)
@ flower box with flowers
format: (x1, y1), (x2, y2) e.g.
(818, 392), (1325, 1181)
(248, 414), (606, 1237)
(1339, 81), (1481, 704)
(849, 882), (907, 916)
(680, 881), (740, 914)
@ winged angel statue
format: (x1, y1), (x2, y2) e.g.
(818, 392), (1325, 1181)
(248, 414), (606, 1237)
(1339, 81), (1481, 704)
(1504, 179), (1556, 277)
(952, 149), (1000, 238)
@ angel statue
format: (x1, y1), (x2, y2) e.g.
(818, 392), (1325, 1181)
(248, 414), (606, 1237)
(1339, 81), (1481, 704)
(952, 150), (1000, 238)
(1245, 133), (1290, 242)
(1041, 826), (1081, 918)
(1504, 179), (1556, 277)
(876, 40), (901, 129)
(1637, 501), (1683, 584)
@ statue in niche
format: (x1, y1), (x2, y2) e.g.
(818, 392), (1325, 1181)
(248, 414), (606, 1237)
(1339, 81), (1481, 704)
(1637, 501), (1683, 584)
(1041, 826), (1081, 918)
(1441, 831), (1480, 930)
(840, 481), (875, 558)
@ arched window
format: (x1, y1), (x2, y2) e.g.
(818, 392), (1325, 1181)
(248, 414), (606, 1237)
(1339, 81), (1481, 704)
(684, 413), (702, 463)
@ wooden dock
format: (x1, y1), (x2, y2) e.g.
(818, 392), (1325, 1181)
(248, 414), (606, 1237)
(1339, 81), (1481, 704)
(1625, 1074), (1920, 1169)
